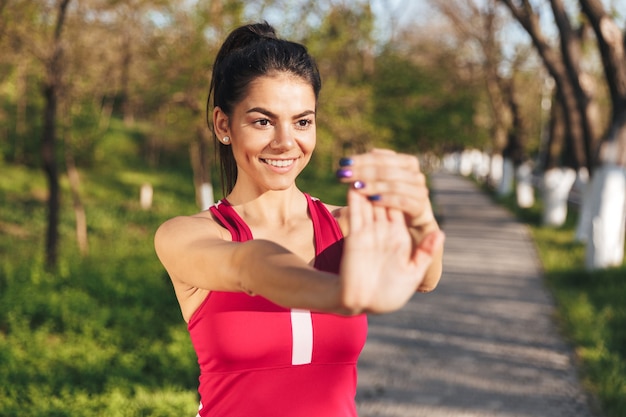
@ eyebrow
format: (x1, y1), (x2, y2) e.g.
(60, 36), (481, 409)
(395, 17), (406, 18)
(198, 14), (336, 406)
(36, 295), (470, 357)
(246, 107), (316, 119)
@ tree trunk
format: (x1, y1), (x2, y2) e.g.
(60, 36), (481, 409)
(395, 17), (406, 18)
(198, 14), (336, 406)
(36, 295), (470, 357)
(499, 0), (590, 171)
(544, 92), (566, 170)
(516, 161), (535, 208)
(542, 167), (576, 227)
(190, 125), (214, 210)
(584, 164), (626, 269)
(42, 83), (60, 268)
(41, 0), (71, 268)
(121, 29), (134, 125)
(573, 168), (591, 241)
(501, 81), (528, 197)
(498, 157), (514, 196)
(14, 58), (28, 162)
(578, 0), (626, 269)
(65, 145), (88, 255)
(549, 0), (597, 172)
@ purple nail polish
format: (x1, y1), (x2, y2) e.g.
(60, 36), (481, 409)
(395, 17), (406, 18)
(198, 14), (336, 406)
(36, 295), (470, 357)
(353, 181), (366, 189)
(339, 157), (354, 167)
(336, 168), (353, 179)
(367, 194), (381, 201)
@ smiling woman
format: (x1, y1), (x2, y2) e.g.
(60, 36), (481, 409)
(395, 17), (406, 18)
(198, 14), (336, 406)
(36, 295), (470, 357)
(213, 74), (317, 194)
(154, 21), (445, 417)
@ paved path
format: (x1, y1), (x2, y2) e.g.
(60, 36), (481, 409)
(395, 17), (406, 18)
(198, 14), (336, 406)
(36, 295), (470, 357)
(356, 171), (600, 417)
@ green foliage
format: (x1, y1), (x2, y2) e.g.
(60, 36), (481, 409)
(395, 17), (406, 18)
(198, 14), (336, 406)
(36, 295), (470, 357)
(306, 2), (392, 156)
(373, 49), (489, 154)
(494, 192), (626, 417)
(0, 63), (45, 167)
(297, 159), (347, 207)
(0, 134), (200, 415)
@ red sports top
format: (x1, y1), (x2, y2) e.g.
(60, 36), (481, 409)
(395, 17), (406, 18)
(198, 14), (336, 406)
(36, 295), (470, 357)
(188, 193), (368, 417)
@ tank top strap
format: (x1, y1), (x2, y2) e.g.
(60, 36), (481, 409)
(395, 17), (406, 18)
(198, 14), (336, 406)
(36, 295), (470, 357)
(304, 193), (344, 259)
(208, 200), (253, 242)
(305, 193), (343, 250)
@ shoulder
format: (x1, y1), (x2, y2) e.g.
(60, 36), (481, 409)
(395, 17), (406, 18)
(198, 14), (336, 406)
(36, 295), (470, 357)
(322, 203), (344, 217)
(154, 211), (228, 251)
(323, 203), (348, 236)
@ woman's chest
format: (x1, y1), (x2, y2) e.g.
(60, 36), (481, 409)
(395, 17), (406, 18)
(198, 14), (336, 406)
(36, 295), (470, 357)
(192, 293), (368, 371)
(250, 220), (316, 264)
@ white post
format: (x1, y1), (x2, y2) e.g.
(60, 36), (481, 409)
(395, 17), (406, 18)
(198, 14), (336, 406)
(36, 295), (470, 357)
(585, 164), (626, 270)
(497, 157), (515, 196)
(574, 168), (591, 242)
(459, 150), (473, 177)
(140, 183), (153, 210)
(541, 167), (576, 227)
(516, 162), (535, 208)
(490, 153), (503, 188)
(199, 182), (214, 211)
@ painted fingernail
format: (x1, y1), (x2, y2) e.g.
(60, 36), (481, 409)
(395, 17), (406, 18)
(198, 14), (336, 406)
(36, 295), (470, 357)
(367, 194), (381, 201)
(353, 180), (366, 190)
(339, 157), (354, 167)
(336, 169), (353, 179)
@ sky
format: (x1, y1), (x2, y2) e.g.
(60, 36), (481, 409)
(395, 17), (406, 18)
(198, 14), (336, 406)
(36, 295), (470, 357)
(375, 0), (625, 55)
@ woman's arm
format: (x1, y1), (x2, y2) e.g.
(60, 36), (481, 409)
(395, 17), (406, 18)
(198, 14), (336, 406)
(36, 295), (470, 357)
(155, 192), (443, 317)
(154, 215), (350, 315)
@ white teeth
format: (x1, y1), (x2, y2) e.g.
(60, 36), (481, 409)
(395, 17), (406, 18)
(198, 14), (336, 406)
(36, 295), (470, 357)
(263, 159), (295, 168)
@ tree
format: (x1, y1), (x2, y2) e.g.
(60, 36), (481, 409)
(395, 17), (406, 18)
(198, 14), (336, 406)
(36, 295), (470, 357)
(143, 0), (246, 203)
(373, 44), (487, 156)
(431, 0), (537, 195)
(305, 2), (386, 167)
(578, 0), (626, 269)
(0, 2), (46, 166)
(432, 0), (511, 151)
(41, 0), (72, 268)
(498, 0), (601, 227)
(500, 0), (597, 174)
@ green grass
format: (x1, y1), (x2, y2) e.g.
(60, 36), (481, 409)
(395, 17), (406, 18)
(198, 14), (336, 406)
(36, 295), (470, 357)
(0, 127), (202, 415)
(493, 190), (626, 417)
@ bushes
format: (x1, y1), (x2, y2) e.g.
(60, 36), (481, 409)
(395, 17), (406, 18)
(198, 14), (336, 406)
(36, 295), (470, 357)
(0, 161), (199, 416)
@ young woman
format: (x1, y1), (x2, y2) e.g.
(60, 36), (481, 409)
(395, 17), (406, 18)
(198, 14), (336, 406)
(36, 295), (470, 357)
(154, 21), (444, 417)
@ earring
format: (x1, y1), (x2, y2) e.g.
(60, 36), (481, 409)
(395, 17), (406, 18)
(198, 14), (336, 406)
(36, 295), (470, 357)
(222, 136), (230, 144)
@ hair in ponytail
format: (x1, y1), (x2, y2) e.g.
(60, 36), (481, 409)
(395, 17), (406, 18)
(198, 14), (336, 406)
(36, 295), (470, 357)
(207, 21), (322, 196)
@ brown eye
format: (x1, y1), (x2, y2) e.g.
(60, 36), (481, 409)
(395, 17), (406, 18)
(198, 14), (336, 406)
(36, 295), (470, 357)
(296, 119), (312, 129)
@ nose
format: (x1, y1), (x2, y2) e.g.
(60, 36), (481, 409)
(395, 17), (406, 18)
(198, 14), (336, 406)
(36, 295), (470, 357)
(269, 124), (295, 150)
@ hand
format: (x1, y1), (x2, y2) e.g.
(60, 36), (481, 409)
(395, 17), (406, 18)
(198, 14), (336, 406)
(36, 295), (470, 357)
(339, 189), (445, 314)
(336, 149), (437, 234)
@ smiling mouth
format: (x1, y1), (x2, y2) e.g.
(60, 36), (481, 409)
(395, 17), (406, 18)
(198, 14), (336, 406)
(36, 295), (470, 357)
(261, 158), (296, 168)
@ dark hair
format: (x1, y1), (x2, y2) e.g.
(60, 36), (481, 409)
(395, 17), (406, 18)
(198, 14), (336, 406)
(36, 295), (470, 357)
(207, 21), (322, 196)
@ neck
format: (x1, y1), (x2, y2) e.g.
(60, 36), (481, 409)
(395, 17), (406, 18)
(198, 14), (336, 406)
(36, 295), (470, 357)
(226, 186), (307, 226)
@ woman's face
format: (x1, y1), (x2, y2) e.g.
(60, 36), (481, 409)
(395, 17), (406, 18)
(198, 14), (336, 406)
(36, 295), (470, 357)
(220, 73), (317, 193)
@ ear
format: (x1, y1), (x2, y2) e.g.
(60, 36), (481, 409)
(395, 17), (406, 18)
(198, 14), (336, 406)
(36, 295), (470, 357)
(213, 107), (230, 138)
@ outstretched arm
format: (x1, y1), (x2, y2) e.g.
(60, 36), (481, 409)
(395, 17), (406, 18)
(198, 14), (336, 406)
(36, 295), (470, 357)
(155, 196), (442, 319)
(155, 215), (348, 317)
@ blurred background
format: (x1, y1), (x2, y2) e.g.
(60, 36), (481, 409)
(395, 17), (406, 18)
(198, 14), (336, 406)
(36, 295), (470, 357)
(0, 0), (625, 416)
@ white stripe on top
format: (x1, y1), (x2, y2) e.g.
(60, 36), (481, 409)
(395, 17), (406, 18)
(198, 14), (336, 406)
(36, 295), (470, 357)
(290, 309), (313, 365)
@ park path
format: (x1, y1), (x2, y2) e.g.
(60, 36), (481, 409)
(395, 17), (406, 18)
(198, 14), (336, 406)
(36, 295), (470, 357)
(355, 171), (600, 417)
